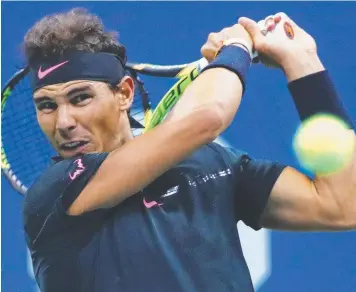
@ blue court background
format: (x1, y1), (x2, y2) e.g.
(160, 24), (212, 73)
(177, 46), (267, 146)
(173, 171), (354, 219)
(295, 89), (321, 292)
(2, 2), (356, 292)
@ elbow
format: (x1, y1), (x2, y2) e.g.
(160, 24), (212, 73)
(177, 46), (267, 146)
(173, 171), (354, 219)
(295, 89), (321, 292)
(319, 198), (356, 231)
(334, 206), (356, 230)
(327, 215), (356, 231)
(167, 101), (229, 143)
(204, 101), (233, 137)
(192, 104), (225, 142)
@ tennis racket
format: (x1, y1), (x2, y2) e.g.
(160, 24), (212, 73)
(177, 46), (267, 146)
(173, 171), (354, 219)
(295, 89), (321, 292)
(1, 57), (210, 196)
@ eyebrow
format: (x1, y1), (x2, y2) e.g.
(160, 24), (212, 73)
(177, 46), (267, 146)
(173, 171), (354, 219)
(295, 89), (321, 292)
(34, 86), (93, 104)
(67, 86), (92, 97)
(33, 96), (51, 104)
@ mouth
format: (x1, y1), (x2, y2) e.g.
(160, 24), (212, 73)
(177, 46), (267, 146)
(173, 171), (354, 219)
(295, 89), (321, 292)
(58, 140), (90, 154)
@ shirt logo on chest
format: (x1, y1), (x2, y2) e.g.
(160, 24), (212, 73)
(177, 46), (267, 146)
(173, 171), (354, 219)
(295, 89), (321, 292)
(143, 185), (179, 209)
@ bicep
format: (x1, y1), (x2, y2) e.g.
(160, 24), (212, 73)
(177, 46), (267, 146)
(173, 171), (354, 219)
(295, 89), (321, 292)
(260, 166), (348, 231)
(259, 167), (323, 230)
(261, 142), (356, 231)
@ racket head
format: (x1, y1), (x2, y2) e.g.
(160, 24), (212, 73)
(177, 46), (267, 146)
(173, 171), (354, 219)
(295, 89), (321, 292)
(1, 66), (53, 195)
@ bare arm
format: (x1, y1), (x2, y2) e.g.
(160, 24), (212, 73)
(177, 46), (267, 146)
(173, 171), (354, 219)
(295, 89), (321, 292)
(239, 13), (356, 231)
(260, 53), (356, 231)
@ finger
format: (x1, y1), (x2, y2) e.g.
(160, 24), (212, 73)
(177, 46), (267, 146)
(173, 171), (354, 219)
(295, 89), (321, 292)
(201, 32), (224, 62)
(207, 32), (224, 50)
(272, 13), (297, 40)
(208, 32), (224, 46)
(283, 21), (295, 40)
(257, 19), (268, 36)
(200, 44), (218, 62)
(238, 17), (265, 43)
(274, 12), (300, 29)
(256, 15), (276, 34)
(264, 15), (275, 32)
(219, 27), (232, 43)
(267, 22), (276, 33)
(220, 24), (244, 41)
(274, 15), (282, 24)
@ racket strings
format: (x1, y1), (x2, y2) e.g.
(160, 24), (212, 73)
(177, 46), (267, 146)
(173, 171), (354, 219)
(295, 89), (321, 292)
(2, 76), (56, 188)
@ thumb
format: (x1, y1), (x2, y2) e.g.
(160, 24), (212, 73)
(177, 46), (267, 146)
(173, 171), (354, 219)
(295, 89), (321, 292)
(238, 17), (264, 44)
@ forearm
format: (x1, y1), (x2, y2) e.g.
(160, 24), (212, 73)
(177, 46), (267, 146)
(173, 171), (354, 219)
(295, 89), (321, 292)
(282, 51), (325, 82)
(285, 59), (356, 229)
(169, 67), (243, 132)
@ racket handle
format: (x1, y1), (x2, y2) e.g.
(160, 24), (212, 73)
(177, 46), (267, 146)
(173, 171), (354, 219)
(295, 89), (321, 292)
(195, 58), (209, 72)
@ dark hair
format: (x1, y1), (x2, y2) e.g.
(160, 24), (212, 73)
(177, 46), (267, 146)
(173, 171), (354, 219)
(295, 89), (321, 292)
(23, 8), (127, 66)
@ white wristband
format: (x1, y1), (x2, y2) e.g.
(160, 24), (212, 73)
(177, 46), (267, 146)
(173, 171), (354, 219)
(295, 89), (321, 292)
(221, 38), (254, 59)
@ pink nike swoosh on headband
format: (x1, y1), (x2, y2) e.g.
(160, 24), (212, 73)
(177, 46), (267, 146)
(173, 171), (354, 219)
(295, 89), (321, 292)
(38, 61), (69, 80)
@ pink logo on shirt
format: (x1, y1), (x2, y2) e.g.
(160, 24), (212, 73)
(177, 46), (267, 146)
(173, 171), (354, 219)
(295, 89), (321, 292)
(69, 158), (86, 180)
(143, 198), (163, 209)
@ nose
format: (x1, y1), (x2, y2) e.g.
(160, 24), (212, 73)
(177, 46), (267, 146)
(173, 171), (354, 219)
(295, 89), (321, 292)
(56, 105), (77, 137)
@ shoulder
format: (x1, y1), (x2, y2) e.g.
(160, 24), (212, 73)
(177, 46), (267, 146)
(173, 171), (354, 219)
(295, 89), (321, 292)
(24, 153), (108, 212)
(191, 141), (245, 158)
(192, 142), (248, 168)
(209, 142), (247, 162)
(22, 153), (109, 240)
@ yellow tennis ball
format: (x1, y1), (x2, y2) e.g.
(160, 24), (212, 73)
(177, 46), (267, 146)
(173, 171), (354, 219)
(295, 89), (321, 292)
(293, 114), (355, 176)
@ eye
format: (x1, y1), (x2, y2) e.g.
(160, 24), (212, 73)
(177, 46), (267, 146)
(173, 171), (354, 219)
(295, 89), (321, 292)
(36, 101), (57, 113)
(71, 94), (92, 105)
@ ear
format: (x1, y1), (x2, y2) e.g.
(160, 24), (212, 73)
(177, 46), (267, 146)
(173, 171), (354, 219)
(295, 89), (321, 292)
(114, 76), (135, 111)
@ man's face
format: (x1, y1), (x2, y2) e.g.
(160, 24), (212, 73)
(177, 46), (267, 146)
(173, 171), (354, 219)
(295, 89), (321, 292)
(33, 78), (134, 158)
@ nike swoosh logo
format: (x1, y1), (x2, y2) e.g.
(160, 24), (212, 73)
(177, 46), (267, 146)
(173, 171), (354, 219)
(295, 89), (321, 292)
(38, 61), (69, 80)
(143, 198), (163, 209)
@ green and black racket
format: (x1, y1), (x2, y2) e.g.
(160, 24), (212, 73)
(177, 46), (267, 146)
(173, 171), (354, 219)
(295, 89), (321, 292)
(1, 57), (209, 195)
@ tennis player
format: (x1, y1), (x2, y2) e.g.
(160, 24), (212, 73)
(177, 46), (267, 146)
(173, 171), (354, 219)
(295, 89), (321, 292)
(22, 9), (355, 292)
